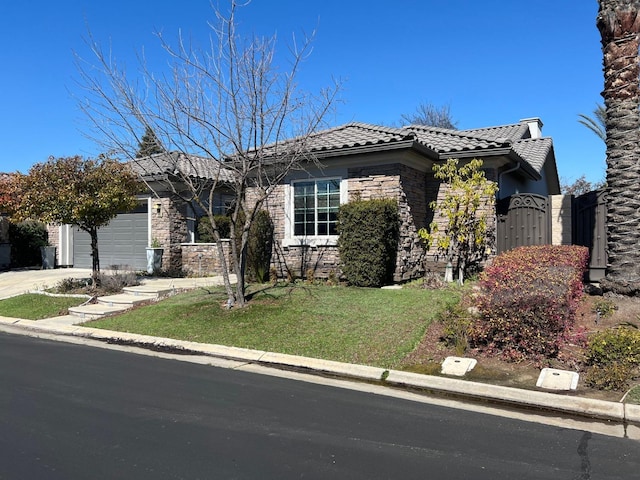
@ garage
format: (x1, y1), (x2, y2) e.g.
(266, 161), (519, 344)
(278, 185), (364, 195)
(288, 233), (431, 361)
(73, 203), (149, 271)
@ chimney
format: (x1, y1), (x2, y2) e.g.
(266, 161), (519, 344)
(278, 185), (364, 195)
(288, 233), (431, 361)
(520, 117), (543, 139)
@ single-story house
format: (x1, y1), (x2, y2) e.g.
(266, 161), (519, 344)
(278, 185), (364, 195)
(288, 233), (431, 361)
(49, 117), (560, 280)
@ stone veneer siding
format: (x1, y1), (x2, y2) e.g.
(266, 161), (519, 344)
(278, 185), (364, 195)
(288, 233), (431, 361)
(260, 163), (432, 283)
(151, 197), (189, 271)
(258, 184), (339, 280)
(181, 241), (232, 277)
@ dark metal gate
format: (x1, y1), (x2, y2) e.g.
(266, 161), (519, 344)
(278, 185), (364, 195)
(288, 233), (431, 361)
(496, 193), (551, 254)
(573, 189), (607, 281)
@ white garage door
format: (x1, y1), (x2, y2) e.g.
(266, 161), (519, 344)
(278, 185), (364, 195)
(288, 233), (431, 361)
(73, 206), (149, 271)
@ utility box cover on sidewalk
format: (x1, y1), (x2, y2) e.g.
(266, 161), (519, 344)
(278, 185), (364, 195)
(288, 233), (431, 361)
(536, 368), (579, 390)
(441, 356), (477, 376)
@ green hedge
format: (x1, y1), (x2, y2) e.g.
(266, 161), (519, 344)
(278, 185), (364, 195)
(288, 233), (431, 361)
(338, 198), (399, 287)
(246, 210), (274, 283)
(10, 220), (48, 267)
(197, 211), (273, 283)
(197, 215), (231, 241)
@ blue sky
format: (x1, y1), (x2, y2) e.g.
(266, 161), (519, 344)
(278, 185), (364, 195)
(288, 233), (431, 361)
(1, 0), (605, 185)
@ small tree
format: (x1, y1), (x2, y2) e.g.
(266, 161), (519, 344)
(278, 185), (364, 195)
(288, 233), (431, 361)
(419, 158), (498, 284)
(14, 156), (141, 281)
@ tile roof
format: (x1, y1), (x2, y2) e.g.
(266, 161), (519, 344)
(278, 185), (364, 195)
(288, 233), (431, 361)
(131, 119), (554, 182)
(271, 119), (554, 177)
(259, 122), (416, 157)
(404, 125), (512, 154)
(511, 137), (553, 174)
(460, 123), (530, 143)
(130, 152), (234, 183)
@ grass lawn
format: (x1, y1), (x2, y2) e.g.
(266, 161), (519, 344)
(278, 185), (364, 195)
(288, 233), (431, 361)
(88, 284), (460, 368)
(0, 293), (87, 320)
(625, 385), (640, 405)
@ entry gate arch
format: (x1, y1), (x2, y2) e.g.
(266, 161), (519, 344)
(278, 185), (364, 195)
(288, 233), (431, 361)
(496, 193), (551, 254)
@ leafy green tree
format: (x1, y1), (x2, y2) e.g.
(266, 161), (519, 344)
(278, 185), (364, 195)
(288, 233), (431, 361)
(0, 173), (23, 217)
(419, 158), (498, 284)
(136, 126), (164, 158)
(15, 156), (141, 281)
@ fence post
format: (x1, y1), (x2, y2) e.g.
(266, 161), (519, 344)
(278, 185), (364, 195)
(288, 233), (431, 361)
(550, 195), (573, 246)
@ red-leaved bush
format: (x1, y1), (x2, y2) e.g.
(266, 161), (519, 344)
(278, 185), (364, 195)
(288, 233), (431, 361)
(469, 245), (589, 363)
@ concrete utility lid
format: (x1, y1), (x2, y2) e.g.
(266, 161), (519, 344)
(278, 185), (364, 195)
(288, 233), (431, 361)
(441, 356), (477, 376)
(536, 368), (579, 391)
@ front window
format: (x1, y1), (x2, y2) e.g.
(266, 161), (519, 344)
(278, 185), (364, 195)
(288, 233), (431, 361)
(293, 179), (340, 236)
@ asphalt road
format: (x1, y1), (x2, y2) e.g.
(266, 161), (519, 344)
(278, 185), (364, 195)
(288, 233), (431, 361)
(0, 333), (638, 480)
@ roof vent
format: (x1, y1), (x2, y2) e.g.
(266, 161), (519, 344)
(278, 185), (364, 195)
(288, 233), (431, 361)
(520, 117), (543, 139)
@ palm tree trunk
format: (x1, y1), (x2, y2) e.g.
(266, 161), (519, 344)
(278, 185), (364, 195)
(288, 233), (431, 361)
(597, 0), (640, 294)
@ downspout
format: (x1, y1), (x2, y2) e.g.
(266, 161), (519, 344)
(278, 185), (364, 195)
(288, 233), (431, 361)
(498, 161), (521, 199)
(494, 161), (521, 257)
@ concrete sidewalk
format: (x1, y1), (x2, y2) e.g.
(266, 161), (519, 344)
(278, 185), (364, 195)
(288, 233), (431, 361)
(0, 268), (93, 300)
(1, 268), (639, 430)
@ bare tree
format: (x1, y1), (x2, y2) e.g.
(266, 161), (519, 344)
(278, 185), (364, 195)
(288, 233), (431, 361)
(75, 1), (341, 306)
(400, 102), (458, 129)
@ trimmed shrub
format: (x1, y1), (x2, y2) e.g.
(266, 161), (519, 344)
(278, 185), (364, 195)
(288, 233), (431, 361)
(469, 245), (589, 362)
(197, 215), (231, 242)
(10, 220), (48, 267)
(247, 210), (274, 283)
(197, 211), (273, 283)
(584, 327), (640, 390)
(338, 198), (399, 287)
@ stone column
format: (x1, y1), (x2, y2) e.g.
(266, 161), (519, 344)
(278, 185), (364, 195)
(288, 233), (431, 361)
(550, 194), (572, 245)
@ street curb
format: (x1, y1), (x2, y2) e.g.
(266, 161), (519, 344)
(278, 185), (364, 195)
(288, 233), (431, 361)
(1, 316), (638, 426)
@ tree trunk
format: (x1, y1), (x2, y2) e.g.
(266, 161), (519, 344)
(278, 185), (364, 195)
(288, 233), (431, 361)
(89, 227), (100, 284)
(597, 0), (640, 295)
(215, 238), (236, 308)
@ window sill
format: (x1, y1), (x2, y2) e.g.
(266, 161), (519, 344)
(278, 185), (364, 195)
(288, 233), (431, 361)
(282, 237), (338, 248)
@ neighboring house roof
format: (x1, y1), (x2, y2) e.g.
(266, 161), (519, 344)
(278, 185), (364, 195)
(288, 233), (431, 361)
(130, 152), (235, 183)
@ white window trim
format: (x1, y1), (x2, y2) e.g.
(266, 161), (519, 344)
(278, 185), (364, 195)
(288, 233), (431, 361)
(282, 177), (348, 248)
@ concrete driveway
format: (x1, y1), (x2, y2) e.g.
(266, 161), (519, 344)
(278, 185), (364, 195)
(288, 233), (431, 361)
(0, 268), (93, 300)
